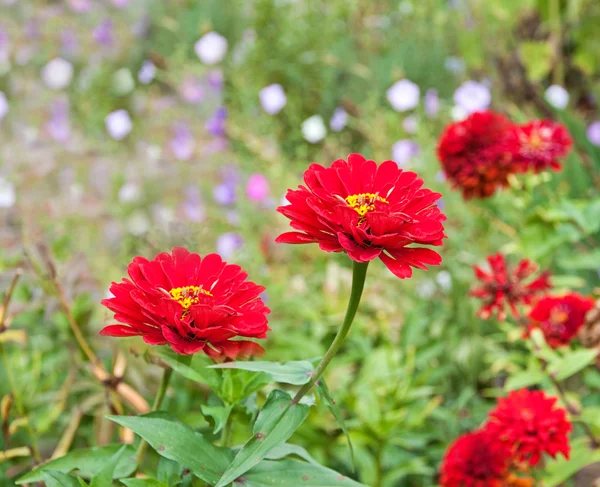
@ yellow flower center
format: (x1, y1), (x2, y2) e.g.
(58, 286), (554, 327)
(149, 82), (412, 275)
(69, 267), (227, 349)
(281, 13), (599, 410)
(345, 193), (389, 216)
(169, 285), (212, 309)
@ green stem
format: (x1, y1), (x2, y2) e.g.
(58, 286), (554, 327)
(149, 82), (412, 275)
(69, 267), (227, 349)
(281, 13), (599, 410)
(135, 367), (173, 469)
(222, 413), (233, 448)
(293, 261), (369, 404)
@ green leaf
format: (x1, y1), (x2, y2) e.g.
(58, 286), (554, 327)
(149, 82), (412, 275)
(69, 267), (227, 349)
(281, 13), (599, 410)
(157, 457), (183, 486)
(107, 412), (233, 486)
(543, 437), (600, 486)
(505, 370), (546, 390)
(215, 390), (310, 487)
(78, 479), (90, 487)
(90, 445), (129, 487)
(155, 348), (220, 389)
(236, 459), (368, 486)
(559, 249), (600, 271)
(201, 403), (233, 434)
(16, 445), (137, 484)
(264, 443), (319, 465)
(210, 360), (314, 385)
(549, 349), (599, 381)
(42, 471), (82, 487)
(121, 479), (168, 487)
(519, 41), (553, 81)
(316, 380), (355, 470)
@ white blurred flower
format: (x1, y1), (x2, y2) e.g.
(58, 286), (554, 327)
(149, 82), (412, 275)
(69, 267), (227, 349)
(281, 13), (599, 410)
(194, 32), (228, 65)
(138, 60), (155, 84)
(387, 79), (420, 112)
(259, 83), (287, 114)
(118, 182), (141, 202)
(402, 114), (418, 134)
(0, 177), (15, 208)
(392, 139), (420, 166)
(416, 279), (436, 299)
(450, 105), (468, 121)
(105, 109), (132, 140)
(301, 115), (327, 143)
(587, 121), (600, 147)
(436, 271), (452, 291)
(128, 211), (150, 235)
(453, 80), (490, 114)
(41, 58), (73, 90)
(545, 85), (569, 110)
(0, 91), (8, 120)
(330, 107), (348, 131)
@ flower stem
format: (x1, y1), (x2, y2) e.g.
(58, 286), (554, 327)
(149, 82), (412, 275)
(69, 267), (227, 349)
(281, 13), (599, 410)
(135, 366), (173, 469)
(293, 261), (369, 404)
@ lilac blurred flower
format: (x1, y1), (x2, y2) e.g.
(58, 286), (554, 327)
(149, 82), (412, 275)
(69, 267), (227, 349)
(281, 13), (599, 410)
(93, 19), (114, 47)
(118, 182), (140, 202)
(105, 109), (132, 140)
(60, 29), (79, 57)
(42, 58), (73, 90)
(392, 139), (420, 166)
(587, 121), (600, 146)
(206, 107), (227, 137)
(111, 0), (130, 7)
(46, 99), (71, 142)
(23, 19), (40, 40)
(182, 187), (205, 222)
(169, 122), (195, 161)
(213, 183), (236, 206)
(68, 0), (91, 12)
(226, 210), (240, 226)
(402, 115), (418, 134)
(330, 107), (348, 131)
(194, 32), (228, 65)
(132, 15), (150, 38)
(259, 83), (286, 115)
(138, 60), (155, 84)
(453, 81), (491, 113)
(545, 85), (569, 110)
(0, 177), (15, 208)
(0, 28), (10, 58)
(0, 92), (8, 120)
(444, 56), (465, 74)
(206, 70), (224, 90)
(435, 170), (446, 183)
(387, 79), (420, 112)
(217, 233), (244, 259)
(424, 88), (439, 117)
(179, 76), (205, 104)
(301, 115), (327, 143)
(246, 173), (269, 202)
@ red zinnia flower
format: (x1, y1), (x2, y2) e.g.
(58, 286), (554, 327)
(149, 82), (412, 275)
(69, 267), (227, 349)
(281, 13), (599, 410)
(437, 111), (520, 199)
(527, 293), (595, 348)
(275, 153), (446, 279)
(470, 253), (552, 321)
(100, 247), (270, 359)
(440, 429), (511, 487)
(487, 389), (571, 466)
(510, 120), (572, 173)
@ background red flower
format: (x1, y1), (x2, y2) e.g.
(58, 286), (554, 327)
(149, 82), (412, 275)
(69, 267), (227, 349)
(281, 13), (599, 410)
(440, 429), (511, 487)
(527, 293), (595, 347)
(276, 153), (446, 278)
(510, 120), (572, 173)
(100, 247), (270, 359)
(486, 389), (571, 466)
(470, 253), (552, 321)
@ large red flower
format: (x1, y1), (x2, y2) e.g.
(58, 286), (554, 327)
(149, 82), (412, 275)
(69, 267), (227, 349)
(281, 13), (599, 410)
(527, 293), (595, 348)
(440, 429), (511, 487)
(470, 253), (552, 321)
(487, 389), (571, 466)
(100, 247), (270, 358)
(510, 120), (572, 173)
(437, 111), (520, 199)
(275, 153), (446, 278)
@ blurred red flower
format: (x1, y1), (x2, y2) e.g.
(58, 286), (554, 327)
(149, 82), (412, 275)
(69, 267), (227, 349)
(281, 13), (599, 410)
(510, 120), (572, 173)
(276, 153), (446, 278)
(100, 247), (270, 359)
(527, 293), (595, 348)
(437, 111), (520, 199)
(487, 389), (571, 466)
(440, 429), (510, 487)
(470, 253), (552, 321)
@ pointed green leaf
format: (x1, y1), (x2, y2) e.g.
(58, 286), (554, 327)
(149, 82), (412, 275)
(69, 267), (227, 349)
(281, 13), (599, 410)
(107, 412), (233, 485)
(543, 437), (600, 487)
(550, 349), (598, 381)
(78, 479), (90, 487)
(121, 479), (168, 487)
(16, 445), (137, 484)
(155, 348), (220, 389)
(210, 361), (314, 385)
(236, 459), (368, 486)
(264, 443), (319, 465)
(90, 445), (129, 487)
(215, 390), (310, 487)
(42, 471), (82, 487)
(201, 403), (233, 434)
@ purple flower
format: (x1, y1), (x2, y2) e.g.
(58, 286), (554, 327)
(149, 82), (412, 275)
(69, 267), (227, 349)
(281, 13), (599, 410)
(60, 29), (79, 57)
(259, 84), (287, 115)
(0, 28), (10, 57)
(46, 99), (71, 142)
(111, 0), (130, 7)
(138, 60), (155, 84)
(105, 109), (132, 140)
(402, 115), (418, 134)
(246, 173), (269, 202)
(179, 76), (205, 104)
(181, 186), (205, 222)
(132, 15), (150, 38)
(23, 19), (40, 40)
(435, 170), (447, 183)
(68, 0), (91, 12)
(216, 233), (244, 259)
(206, 70), (224, 90)
(330, 107), (348, 132)
(205, 107), (227, 137)
(387, 79), (420, 112)
(169, 122), (195, 161)
(93, 19), (114, 47)
(424, 88), (439, 117)
(213, 183), (236, 206)
(0, 92), (8, 120)
(453, 80), (491, 114)
(392, 139), (420, 166)
(587, 121), (600, 147)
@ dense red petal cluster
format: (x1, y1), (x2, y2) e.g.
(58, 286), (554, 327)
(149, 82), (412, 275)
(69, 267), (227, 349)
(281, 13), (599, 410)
(440, 429), (510, 487)
(527, 293), (595, 348)
(437, 111), (572, 199)
(470, 253), (552, 321)
(487, 389), (571, 466)
(100, 247), (270, 359)
(276, 153), (446, 279)
(510, 120), (572, 173)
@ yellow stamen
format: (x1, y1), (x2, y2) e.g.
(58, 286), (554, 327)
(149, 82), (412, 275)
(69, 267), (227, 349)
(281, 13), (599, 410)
(345, 192), (389, 217)
(169, 285), (212, 309)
